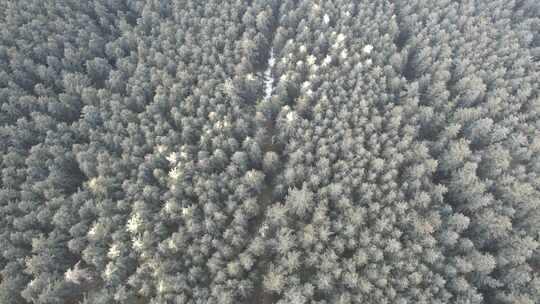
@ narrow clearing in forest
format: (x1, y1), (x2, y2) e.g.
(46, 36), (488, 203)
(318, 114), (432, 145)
(249, 46), (280, 304)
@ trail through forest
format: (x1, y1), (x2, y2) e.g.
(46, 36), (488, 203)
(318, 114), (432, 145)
(249, 46), (279, 304)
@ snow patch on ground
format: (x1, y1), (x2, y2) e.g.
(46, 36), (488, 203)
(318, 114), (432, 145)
(264, 48), (275, 101)
(363, 44), (373, 54)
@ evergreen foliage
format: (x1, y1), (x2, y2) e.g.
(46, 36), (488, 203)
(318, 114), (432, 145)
(0, 0), (539, 303)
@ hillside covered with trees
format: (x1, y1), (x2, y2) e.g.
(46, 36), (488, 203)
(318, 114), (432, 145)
(0, 0), (539, 303)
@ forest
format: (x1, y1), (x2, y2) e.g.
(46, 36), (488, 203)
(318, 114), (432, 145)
(0, 0), (539, 303)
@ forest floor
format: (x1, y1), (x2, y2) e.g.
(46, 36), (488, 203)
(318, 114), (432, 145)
(248, 48), (280, 304)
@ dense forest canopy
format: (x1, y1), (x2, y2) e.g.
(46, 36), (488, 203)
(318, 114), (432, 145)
(0, 0), (539, 303)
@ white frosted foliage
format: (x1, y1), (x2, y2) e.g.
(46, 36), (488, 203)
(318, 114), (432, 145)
(322, 55), (332, 67)
(336, 33), (346, 44)
(87, 222), (104, 239)
(259, 223), (269, 237)
(108, 244), (120, 259)
(307, 55), (317, 66)
(65, 262), (93, 285)
(182, 205), (193, 217)
(132, 236), (144, 251)
(163, 200), (176, 214)
(104, 262), (115, 279)
(157, 280), (167, 294)
(127, 213), (143, 234)
(166, 152), (178, 164)
(168, 238), (177, 250)
(286, 111), (298, 123)
(156, 145), (167, 154)
(169, 166), (182, 180)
